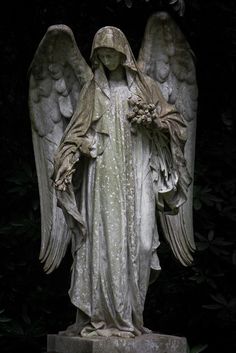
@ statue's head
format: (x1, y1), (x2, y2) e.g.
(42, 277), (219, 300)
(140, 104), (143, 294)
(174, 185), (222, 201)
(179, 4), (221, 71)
(90, 26), (136, 72)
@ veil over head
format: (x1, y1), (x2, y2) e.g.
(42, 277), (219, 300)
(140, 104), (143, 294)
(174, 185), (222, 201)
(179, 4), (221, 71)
(90, 26), (137, 72)
(90, 26), (155, 106)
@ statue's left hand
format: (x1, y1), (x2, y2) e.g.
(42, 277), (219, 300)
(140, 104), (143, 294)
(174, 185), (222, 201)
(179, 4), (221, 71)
(54, 156), (76, 191)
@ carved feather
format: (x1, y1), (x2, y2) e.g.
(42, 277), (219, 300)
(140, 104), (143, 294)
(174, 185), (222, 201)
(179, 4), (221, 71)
(138, 12), (197, 265)
(29, 25), (92, 273)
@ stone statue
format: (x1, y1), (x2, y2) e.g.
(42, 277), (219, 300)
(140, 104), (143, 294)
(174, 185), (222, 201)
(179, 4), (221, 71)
(28, 12), (197, 338)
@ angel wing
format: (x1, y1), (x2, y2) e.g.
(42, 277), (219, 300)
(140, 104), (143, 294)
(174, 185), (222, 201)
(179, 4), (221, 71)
(138, 12), (198, 266)
(28, 25), (92, 273)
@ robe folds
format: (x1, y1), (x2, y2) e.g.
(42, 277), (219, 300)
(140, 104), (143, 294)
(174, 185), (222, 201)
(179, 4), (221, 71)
(53, 26), (191, 337)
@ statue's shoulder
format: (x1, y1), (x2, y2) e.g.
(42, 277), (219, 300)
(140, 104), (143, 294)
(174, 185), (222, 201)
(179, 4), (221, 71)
(141, 72), (161, 90)
(141, 72), (154, 83)
(139, 71), (164, 101)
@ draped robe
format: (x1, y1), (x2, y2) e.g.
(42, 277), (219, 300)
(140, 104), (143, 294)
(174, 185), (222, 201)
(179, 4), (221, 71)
(68, 72), (163, 337)
(53, 27), (191, 337)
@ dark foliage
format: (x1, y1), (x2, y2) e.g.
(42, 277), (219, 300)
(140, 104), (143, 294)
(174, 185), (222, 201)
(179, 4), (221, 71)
(0, 1), (235, 352)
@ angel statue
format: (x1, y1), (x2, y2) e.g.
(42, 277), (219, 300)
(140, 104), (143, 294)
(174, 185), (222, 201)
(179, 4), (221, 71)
(28, 12), (197, 338)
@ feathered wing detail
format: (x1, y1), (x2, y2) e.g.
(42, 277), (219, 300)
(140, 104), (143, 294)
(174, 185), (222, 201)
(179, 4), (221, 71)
(138, 12), (198, 265)
(29, 25), (92, 273)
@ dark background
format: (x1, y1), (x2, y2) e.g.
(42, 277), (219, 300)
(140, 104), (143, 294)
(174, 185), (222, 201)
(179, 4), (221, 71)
(0, 1), (235, 352)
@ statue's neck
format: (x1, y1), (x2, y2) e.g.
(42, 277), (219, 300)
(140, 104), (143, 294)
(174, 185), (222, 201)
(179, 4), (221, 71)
(108, 66), (126, 83)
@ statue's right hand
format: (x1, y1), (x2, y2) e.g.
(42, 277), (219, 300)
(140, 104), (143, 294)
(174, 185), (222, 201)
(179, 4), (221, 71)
(54, 156), (76, 191)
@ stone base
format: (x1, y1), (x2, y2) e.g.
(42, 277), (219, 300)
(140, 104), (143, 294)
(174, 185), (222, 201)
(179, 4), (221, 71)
(47, 333), (188, 353)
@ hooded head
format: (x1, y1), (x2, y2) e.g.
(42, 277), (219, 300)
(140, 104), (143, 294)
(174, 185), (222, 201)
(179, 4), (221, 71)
(90, 26), (137, 72)
(90, 26), (153, 103)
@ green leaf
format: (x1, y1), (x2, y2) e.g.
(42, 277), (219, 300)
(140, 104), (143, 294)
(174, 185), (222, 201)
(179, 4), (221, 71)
(202, 304), (222, 310)
(190, 344), (208, 353)
(208, 230), (214, 241)
(0, 317), (12, 323)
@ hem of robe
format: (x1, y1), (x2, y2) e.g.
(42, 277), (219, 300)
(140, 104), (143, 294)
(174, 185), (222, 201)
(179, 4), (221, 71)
(80, 321), (151, 338)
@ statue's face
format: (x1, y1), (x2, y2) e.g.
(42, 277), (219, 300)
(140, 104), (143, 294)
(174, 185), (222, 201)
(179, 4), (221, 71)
(97, 47), (123, 71)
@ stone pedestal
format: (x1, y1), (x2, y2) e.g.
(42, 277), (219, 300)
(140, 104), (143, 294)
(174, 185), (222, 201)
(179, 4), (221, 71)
(47, 333), (188, 353)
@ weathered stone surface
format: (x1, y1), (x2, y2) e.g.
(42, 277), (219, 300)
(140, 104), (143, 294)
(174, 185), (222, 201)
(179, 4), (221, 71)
(47, 333), (188, 353)
(30, 18), (197, 340)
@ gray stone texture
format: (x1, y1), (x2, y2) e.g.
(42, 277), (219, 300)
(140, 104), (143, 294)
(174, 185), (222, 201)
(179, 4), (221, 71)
(47, 333), (188, 353)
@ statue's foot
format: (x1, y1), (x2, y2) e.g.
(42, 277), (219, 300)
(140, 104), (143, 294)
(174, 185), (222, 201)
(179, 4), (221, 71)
(80, 324), (136, 338)
(58, 323), (81, 336)
(115, 331), (135, 338)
